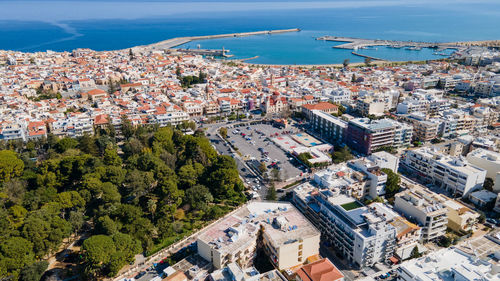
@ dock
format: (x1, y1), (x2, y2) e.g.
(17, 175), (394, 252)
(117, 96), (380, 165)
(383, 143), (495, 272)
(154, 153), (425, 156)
(317, 35), (461, 51)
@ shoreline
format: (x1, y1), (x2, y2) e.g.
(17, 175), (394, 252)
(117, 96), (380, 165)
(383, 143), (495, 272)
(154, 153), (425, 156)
(129, 29), (472, 67)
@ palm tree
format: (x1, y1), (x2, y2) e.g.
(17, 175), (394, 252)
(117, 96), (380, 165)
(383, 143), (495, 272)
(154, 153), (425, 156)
(147, 198), (157, 221)
(343, 59), (350, 68)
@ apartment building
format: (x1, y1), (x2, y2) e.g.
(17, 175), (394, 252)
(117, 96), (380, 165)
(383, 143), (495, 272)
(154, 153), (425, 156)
(310, 110), (347, 144)
(442, 199), (480, 233)
(346, 118), (412, 155)
(369, 203), (422, 261)
(407, 115), (440, 142)
(313, 163), (367, 199)
(209, 262), (286, 281)
(197, 201), (320, 271)
(149, 111), (190, 127)
(403, 147), (486, 197)
(293, 184), (397, 268)
(394, 187), (448, 242)
(0, 123), (26, 141)
(349, 159), (388, 199)
(466, 148), (500, 192)
(356, 98), (386, 117)
(396, 90), (449, 117)
(397, 248), (500, 281)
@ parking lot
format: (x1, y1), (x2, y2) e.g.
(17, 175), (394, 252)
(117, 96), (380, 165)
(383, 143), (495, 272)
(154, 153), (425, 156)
(226, 122), (305, 184)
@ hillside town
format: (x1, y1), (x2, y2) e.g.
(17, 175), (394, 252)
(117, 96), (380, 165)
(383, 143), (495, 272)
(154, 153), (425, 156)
(2, 45), (500, 281)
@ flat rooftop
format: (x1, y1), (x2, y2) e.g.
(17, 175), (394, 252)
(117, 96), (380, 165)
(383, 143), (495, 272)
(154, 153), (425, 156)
(198, 201), (320, 255)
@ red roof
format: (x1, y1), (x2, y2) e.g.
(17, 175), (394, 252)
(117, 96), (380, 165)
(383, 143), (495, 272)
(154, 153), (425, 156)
(94, 114), (109, 125)
(296, 258), (344, 281)
(303, 102), (338, 111)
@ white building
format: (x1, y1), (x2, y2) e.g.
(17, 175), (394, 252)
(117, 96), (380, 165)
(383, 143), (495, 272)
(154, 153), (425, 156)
(403, 147), (487, 197)
(466, 148), (500, 192)
(397, 248), (500, 281)
(293, 183), (397, 268)
(197, 201), (320, 271)
(394, 187), (448, 242)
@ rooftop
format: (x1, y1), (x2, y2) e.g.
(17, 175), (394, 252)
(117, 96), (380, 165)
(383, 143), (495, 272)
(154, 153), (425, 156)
(197, 201), (320, 255)
(295, 258), (344, 281)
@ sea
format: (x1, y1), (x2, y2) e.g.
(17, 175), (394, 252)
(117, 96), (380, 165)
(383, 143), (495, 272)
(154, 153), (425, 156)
(1, 0), (500, 65)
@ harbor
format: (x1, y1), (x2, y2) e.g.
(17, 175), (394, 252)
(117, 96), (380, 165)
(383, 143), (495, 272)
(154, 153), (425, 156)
(316, 35), (463, 51)
(132, 28), (300, 54)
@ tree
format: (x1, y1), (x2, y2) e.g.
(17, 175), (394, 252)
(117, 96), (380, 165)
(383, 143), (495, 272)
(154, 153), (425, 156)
(364, 57), (372, 66)
(266, 184), (277, 201)
(270, 168), (281, 182)
(103, 146), (122, 166)
(81, 235), (116, 276)
(382, 168), (401, 197)
(107, 77), (116, 95)
(185, 184), (213, 211)
(2, 179), (27, 205)
(332, 146), (354, 164)
(219, 127), (228, 139)
(55, 137), (78, 153)
(0, 150), (24, 183)
(120, 115), (135, 139)
(484, 177), (494, 191)
(258, 162), (267, 174)
(410, 246), (421, 259)
(0, 237), (34, 278)
(343, 59), (349, 68)
(19, 261), (48, 281)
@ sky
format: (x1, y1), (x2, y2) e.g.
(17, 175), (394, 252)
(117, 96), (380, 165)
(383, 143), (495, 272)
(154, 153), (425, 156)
(1, 0), (499, 22)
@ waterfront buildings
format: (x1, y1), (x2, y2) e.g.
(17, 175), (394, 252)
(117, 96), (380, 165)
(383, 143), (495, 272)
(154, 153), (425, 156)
(197, 201), (320, 271)
(402, 147), (486, 197)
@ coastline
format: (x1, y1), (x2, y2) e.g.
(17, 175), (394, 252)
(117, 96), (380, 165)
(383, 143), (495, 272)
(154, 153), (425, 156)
(127, 29), (491, 67)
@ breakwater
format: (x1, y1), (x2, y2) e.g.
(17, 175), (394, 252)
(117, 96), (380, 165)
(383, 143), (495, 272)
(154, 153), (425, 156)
(132, 28), (300, 53)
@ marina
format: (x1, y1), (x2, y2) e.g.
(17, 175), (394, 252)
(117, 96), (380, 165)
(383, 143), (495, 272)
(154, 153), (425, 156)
(316, 36), (462, 51)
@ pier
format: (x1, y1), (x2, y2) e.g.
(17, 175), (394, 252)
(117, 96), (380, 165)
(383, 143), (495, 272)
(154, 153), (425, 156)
(316, 35), (462, 51)
(176, 48), (233, 58)
(351, 51), (385, 61)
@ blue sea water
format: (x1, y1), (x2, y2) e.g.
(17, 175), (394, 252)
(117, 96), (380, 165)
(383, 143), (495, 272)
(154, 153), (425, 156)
(1, 0), (499, 64)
